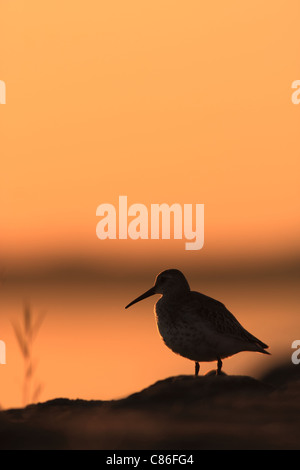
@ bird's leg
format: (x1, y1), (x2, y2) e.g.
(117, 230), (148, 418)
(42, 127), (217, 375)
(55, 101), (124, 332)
(217, 358), (222, 375)
(195, 361), (200, 376)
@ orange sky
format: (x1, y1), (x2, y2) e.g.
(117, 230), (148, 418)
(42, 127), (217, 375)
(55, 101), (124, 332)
(0, 0), (299, 267)
(0, 1), (299, 409)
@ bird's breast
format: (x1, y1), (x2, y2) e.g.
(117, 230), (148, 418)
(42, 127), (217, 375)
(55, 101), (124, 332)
(154, 298), (181, 333)
(154, 297), (224, 362)
(154, 298), (204, 358)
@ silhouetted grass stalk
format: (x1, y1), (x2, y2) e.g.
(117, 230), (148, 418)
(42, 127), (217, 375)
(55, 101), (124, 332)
(12, 304), (45, 406)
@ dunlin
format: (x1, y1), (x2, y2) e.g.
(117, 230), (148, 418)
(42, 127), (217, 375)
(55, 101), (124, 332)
(125, 269), (270, 375)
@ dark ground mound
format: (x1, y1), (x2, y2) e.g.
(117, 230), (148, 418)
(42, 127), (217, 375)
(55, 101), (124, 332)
(1, 371), (300, 450)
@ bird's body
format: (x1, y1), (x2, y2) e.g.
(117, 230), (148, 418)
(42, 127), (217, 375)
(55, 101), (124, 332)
(155, 290), (268, 363)
(125, 269), (270, 375)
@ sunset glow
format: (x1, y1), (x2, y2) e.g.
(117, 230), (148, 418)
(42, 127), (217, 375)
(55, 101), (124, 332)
(0, 1), (299, 410)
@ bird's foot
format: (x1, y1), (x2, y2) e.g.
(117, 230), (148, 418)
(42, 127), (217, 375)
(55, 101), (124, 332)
(205, 369), (227, 376)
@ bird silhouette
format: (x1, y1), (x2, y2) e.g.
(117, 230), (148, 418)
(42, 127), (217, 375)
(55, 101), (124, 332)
(125, 269), (270, 375)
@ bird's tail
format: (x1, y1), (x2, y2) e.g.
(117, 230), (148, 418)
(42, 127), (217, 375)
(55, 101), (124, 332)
(259, 347), (271, 355)
(245, 331), (271, 355)
(255, 339), (271, 355)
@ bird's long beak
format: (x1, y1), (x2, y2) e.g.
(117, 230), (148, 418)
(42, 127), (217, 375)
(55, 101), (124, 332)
(125, 286), (156, 309)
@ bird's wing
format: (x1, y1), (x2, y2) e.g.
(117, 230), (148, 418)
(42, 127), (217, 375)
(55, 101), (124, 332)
(185, 291), (269, 350)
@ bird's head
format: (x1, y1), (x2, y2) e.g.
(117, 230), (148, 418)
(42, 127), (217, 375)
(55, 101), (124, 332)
(125, 269), (190, 309)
